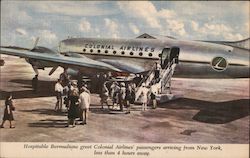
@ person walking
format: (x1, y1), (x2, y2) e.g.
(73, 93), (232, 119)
(79, 86), (91, 125)
(66, 89), (79, 127)
(110, 81), (120, 108)
(139, 83), (149, 111)
(118, 82), (126, 112)
(154, 62), (161, 83)
(1, 93), (15, 128)
(150, 84), (158, 109)
(54, 79), (63, 111)
(100, 82), (109, 109)
(125, 84), (133, 114)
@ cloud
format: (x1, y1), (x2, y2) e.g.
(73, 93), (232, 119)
(79, 18), (91, 32)
(129, 23), (140, 34)
(167, 19), (186, 36)
(104, 18), (119, 38)
(28, 1), (116, 17)
(15, 28), (28, 36)
(117, 1), (161, 29)
(117, 1), (187, 37)
(191, 21), (199, 31)
(38, 30), (58, 44)
(158, 9), (176, 19)
(190, 21), (244, 40)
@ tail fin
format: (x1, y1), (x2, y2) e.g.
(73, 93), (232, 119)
(223, 38), (250, 50)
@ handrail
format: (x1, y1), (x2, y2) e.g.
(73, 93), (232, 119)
(136, 63), (156, 89)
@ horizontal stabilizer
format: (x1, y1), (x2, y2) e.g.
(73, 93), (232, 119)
(204, 38), (250, 50)
(223, 38), (250, 50)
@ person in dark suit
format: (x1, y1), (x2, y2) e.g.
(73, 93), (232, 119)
(1, 93), (15, 128)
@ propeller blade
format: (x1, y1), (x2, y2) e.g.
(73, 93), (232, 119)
(48, 66), (58, 76)
(31, 37), (40, 50)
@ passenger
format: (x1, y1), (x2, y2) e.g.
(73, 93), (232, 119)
(31, 74), (38, 93)
(79, 86), (91, 125)
(118, 82), (126, 112)
(150, 84), (158, 109)
(130, 83), (136, 104)
(100, 82), (109, 109)
(110, 81), (120, 108)
(125, 84), (133, 114)
(54, 79), (63, 111)
(60, 70), (70, 87)
(154, 62), (161, 83)
(63, 82), (72, 111)
(70, 81), (79, 94)
(139, 83), (149, 111)
(66, 89), (79, 127)
(1, 93), (15, 128)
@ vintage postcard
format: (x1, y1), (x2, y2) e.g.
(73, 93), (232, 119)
(0, 1), (249, 158)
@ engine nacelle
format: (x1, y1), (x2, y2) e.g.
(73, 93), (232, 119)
(66, 68), (80, 77)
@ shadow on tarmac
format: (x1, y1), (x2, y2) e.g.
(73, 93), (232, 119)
(0, 79), (56, 99)
(28, 119), (68, 128)
(19, 108), (67, 116)
(158, 98), (250, 124)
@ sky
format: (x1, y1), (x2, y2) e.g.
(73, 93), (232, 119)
(1, 1), (249, 48)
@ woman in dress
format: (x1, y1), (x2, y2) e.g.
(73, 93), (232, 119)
(1, 93), (15, 128)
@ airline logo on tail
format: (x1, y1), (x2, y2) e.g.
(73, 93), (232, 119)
(211, 57), (228, 71)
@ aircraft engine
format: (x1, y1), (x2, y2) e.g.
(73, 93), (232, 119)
(25, 58), (46, 69)
(66, 68), (79, 77)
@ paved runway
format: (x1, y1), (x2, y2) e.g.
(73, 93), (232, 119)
(0, 55), (249, 143)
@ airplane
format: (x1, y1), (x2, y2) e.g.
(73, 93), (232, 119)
(0, 33), (249, 80)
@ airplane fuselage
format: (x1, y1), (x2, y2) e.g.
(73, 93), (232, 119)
(59, 36), (249, 78)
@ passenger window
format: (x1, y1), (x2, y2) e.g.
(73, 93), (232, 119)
(130, 52), (134, 55)
(121, 51), (125, 55)
(97, 50), (101, 53)
(105, 50), (108, 54)
(139, 52), (143, 56)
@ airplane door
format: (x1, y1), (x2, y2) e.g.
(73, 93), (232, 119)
(161, 47), (180, 68)
(161, 48), (170, 68)
(170, 47), (179, 64)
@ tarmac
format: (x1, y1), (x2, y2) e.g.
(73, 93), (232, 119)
(0, 55), (249, 143)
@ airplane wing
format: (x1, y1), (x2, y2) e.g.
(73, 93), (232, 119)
(0, 47), (121, 72)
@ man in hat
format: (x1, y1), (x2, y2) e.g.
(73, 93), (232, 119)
(79, 86), (91, 125)
(54, 79), (63, 111)
(119, 82), (126, 111)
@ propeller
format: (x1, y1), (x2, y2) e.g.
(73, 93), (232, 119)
(31, 37), (40, 50)
(48, 66), (59, 76)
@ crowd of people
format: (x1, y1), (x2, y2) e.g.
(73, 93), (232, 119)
(1, 68), (160, 129)
(53, 71), (91, 128)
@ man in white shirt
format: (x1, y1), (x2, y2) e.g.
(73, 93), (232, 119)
(79, 86), (90, 125)
(54, 79), (63, 111)
(139, 83), (149, 111)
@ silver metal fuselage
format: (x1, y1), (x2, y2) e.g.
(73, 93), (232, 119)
(59, 37), (250, 78)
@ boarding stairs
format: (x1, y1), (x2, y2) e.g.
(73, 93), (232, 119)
(134, 58), (180, 103)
